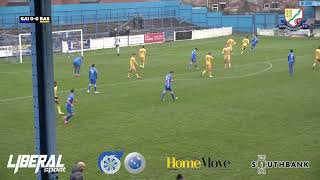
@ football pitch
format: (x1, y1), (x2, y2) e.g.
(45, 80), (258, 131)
(0, 36), (319, 180)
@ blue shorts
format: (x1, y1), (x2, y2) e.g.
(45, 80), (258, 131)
(288, 62), (294, 66)
(191, 58), (196, 63)
(66, 105), (73, 114)
(251, 43), (257, 47)
(90, 79), (96, 84)
(164, 86), (173, 91)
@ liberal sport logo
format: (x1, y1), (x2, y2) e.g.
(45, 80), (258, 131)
(279, 8), (309, 31)
(7, 155), (65, 174)
(97, 151), (123, 174)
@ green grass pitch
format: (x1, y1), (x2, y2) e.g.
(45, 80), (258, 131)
(0, 36), (319, 180)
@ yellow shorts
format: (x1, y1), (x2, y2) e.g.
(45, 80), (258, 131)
(140, 56), (145, 62)
(316, 59), (320, 62)
(129, 66), (136, 72)
(242, 45), (248, 49)
(224, 55), (231, 62)
(206, 64), (212, 70)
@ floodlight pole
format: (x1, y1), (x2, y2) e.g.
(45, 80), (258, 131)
(29, 0), (57, 179)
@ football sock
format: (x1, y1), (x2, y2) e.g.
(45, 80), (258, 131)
(57, 105), (62, 113)
(171, 93), (176, 100)
(94, 85), (97, 92)
(160, 92), (165, 100)
(66, 114), (73, 121)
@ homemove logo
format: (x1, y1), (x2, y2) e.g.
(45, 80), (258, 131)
(7, 154), (65, 174)
(167, 156), (231, 170)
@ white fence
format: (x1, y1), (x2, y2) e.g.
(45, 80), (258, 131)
(174, 27), (232, 41)
(1, 27), (233, 58)
(193, 27), (233, 40)
(257, 28), (311, 37)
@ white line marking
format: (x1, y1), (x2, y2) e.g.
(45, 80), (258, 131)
(0, 60), (274, 103)
(179, 62), (273, 81)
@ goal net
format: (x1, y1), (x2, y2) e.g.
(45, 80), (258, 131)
(0, 33), (20, 63)
(17, 29), (83, 63)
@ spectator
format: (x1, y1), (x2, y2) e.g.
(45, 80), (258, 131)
(70, 161), (85, 180)
(310, 23), (314, 37)
(125, 25), (130, 35)
(114, 28), (119, 36)
(138, 15), (144, 29)
(133, 13), (138, 28)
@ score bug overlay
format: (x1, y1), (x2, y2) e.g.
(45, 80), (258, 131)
(20, 16), (51, 24)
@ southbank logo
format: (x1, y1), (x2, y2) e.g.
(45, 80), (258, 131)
(167, 156), (231, 170)
(278, 8), (309, 31)
(251, 155), (310, 175)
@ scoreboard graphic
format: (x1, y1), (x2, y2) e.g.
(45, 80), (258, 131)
(19, 16), (51, 24)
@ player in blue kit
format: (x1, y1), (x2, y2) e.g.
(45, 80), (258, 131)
(288, 49), (295, 77)
(160, 71), (178, 101)
(73, 56), (83, 77)
(64, 89), (76, 124)
(250, 35), (259, 51)
(87, 64), (100, 94)
(189, 48), (199, 70)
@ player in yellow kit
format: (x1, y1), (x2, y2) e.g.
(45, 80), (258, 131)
(128, 53), (141, 79)
(241, 36), (250, 54)
(54, 81), (64, 115)
(226, 36), (236, 51)
(139, 45), (147, 68)
(222, 44), (232, 69)
(201, 52), (214, 78)
(312, 46), (320, 70)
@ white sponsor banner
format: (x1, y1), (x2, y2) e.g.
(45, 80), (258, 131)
(129, 35), (144, 45)
(90, 35), (144, 50)
(257, 28), (275, 36)
(90, 38), (105, 50)
(257, 28), (311, 37)
(314, 29), (320, 37)
(192, 27), (233, 40)
(0, 46), (13, 57)
(118, 36), (129, 47)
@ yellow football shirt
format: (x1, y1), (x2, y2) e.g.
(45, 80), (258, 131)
(242, 38), (249, 46)
(222, 47), (232, 56)
(227, 39), (236, 47)
(205, 54), (213, 65)
(316, 49), (320, 60)
(139, 48), (146, 58)
(130, 56), (137, 67)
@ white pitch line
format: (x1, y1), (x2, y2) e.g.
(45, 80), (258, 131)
(0, 60), (274, 103)
(179, 62), (273, 81)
